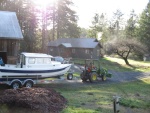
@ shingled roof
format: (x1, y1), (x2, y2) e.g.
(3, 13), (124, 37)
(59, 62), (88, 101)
(0, 11), (23, 39)
(48, 38), (102, 49)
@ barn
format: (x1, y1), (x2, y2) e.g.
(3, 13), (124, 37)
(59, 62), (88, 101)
(0, 11), (23, 64)
(48, 38), (102, 59)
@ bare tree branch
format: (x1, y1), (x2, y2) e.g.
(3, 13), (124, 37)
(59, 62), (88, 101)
(105, 38), (147, 65)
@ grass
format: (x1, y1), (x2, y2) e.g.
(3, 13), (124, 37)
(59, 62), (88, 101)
(105, 57), (150, 72)
(49, 78), (150, 113)
(72, 57), (150, 72)
(0, 57), (150, 113)
(1, 79), (150, 113)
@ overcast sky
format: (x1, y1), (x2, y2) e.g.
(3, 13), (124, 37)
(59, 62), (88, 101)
(72, 0), (149, 28)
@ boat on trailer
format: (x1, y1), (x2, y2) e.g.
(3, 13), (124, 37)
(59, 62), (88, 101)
(0, 52), (72, 89)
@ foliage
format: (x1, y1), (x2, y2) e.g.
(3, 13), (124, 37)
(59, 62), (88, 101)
(0, 0), (150, 56)
(79, 28), (89, 38)
(54, 0), (80, 39)
(0, 0), (38, 52)
(89, 13), (106, 38)
(105, 38), (147, 65)
(72, 57), (150, 72)
(97, 9), (126, 53)
(89, 13), (100, 38)
(125, 10), (138, 38)
(0, 0), (80, 52)
(110, 9), (124, 38)
(138, 3), (150, 51)
(20, 1), (38, 52)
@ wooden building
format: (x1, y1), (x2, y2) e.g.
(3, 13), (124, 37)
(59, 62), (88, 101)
(48, 38), (102, 59)
(0, 11), (23, 64)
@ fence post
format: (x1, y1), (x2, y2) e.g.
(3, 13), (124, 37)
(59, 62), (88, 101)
(113, 96), (121, 113)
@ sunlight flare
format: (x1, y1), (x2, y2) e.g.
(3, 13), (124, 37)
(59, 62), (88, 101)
(33, 0), (56, 7)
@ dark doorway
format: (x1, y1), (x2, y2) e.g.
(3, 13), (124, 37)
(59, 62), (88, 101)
(0, 51), (7, 64)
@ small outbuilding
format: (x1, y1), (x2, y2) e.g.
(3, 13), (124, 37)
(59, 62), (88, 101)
(0, 11), (23, 64)
(48, 38), (102, 59)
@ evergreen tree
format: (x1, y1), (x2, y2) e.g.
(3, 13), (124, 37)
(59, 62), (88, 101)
(112, 9), (124, 38)
(56, 0), (80, 38)
(90, 13), (100, 38)
(125, 10), (138, 38)
(21, 0), (37, 52)
(80, 28), (89, 38)
(138, 3), (150, 51)
(89, 13), (106, 38)
(0, 0), (38, 52)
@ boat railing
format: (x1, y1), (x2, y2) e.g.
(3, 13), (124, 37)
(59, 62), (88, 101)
(63, 58), (74, 65)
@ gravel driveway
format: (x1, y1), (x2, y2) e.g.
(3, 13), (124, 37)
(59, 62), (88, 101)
(41, 64), (150, 84)
(69, 64), (150, 84)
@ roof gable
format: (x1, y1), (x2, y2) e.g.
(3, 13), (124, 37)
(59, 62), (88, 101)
(0, 11), (23, 39)
(48, 38), (102, 48)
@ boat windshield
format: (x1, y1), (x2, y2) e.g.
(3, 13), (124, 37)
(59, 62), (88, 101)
(28, 57), (52, 64)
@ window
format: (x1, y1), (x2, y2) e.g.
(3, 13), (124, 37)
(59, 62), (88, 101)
(85, 49), (89, 54)
(28, 58), (35, 64)
(37, 58), (44, 64)
(44, 58), (51, 64)
(72, 49), (75, 53)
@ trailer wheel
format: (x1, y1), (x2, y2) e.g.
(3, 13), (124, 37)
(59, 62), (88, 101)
(24, 81), (33, 88)
(11, 82), (20, 89)
(67, 73), (73, 80)
(89, 72), (98, 83)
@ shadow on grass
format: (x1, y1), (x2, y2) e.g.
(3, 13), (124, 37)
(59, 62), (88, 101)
(0, 78), (149, 113)
(36, 78), (150, 113)
(72, 58), (139, 72)
(99, 57), (138, 72)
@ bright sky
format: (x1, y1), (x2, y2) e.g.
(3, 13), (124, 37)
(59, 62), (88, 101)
(72, 0), (149, 28)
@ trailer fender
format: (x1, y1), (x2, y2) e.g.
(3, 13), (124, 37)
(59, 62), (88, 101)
(23, 79), (35, 86)
(9, 79), (22, 86)
(9, 79), (22, 89)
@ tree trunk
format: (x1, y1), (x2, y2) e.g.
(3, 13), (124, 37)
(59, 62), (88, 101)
(123, 57), (130, 66)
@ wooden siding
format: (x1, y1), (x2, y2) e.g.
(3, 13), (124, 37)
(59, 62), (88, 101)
(48, 45), (101, 59)
(0, 39), (20, 64)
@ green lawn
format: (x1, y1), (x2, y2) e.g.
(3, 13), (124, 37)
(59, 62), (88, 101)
(104, 57), (150, 72)
(1, 78), (150, 113)
(48, 78), (150, 113)
(72, 57), (150, 72)
(0, 57), (150, 113)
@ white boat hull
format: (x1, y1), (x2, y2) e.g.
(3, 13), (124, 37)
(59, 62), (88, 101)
(0, 64), (71, 79)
